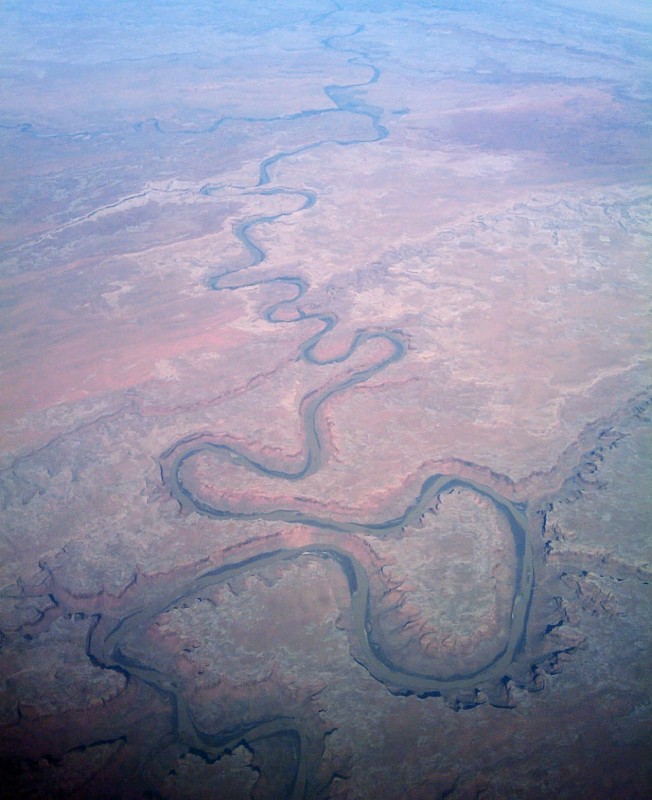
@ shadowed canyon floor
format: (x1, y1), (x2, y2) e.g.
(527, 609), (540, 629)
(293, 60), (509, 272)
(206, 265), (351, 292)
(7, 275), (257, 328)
(1, 1), (651, 798)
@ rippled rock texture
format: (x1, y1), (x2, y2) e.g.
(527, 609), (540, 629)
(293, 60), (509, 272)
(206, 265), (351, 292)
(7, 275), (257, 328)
(370, 487), (517, 679)
(1, 1), (651, 798)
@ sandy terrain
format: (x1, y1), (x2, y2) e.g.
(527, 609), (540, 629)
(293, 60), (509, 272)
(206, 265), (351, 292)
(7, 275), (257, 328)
(1, 1), (650, 798)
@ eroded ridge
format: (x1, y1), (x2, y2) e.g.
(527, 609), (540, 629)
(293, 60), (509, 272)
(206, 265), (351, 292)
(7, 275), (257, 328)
(88, 524), (532, 800)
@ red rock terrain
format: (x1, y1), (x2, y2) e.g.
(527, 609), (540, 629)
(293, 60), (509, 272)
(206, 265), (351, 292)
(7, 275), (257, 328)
(1, 2), (650, 798)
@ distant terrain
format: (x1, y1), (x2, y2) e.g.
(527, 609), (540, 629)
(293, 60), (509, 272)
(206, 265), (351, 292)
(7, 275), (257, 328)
(1, 1), (650, 798)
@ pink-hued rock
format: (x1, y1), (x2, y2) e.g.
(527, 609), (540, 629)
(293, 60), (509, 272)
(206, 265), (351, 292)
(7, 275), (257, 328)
(1, 1), (650, 798)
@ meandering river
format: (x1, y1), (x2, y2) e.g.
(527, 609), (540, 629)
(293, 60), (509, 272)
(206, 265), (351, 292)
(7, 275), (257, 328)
(89, 21), (536, 800)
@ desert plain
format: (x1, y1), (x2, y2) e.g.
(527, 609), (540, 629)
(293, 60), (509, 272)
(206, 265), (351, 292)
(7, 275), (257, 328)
(0, 1), (651, 798)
